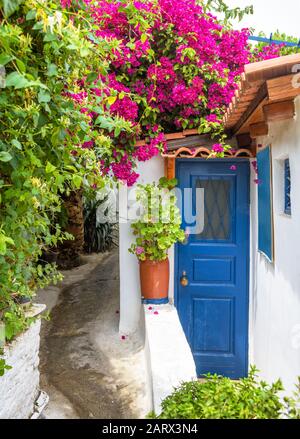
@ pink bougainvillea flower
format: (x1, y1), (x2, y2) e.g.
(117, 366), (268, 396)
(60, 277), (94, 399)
(61, 0), (283, 188)
(206, 114), (220, 123)
(254, 179), (262, 185)
(212, 143), (224, 153)
(154, 311), (159, 315)
(82, 140), (94, 149)
(121, 335), (127, 340)
(136, 246), (145, 255)
(148, 306), (153, 311)
(230, 165), (237, 171)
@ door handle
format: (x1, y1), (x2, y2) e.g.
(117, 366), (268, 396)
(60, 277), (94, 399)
(180, 271), (189, 287)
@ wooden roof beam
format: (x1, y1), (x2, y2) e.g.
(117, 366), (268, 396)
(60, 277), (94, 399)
(245, 53), (300, 83)
(263, 100), (296, 122)
(249, 122), (269, 138)
(267, 74), (300, 101)
(233, 83), (268, 134)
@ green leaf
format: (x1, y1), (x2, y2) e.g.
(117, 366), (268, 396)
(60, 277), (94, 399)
(72, 174), (83, 189)
(4, 236), (14, 246)
(80, 47), (90, 57)
(11, 139), (22, 150)
(26, 9), (36, 20)
(0, 0), (25, 17)
(38, 90), (51, 103)
(0, 151), (12, 162)
(46, 63), (58, 77)
(16, 58), (26, 73)
(43, 33), (58, 42)
(5, 72), (30, 89)
(32, 21), (43, 30)
(141, 33), (148, 43)
(0, 54), (13, 66)
(45, 162), (56, 173)
(0, 234), (14, 255)
(107, 96), (117, 106)
(0, 240), (6, 256)
(87, 72), (98, 83)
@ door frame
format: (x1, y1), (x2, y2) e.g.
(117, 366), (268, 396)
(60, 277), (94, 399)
(174, 158), (250, 377)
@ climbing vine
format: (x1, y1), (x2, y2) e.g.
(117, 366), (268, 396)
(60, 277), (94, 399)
(0, 0), (126, 345)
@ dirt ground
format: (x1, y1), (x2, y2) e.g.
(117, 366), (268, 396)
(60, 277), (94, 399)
(37, 250), (150, 419)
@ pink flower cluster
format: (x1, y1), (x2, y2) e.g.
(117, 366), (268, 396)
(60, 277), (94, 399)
(134, 133), (166, 162)
(110, 158), (140, 187)
(252, 44), (282, 62)
(212, 143), (224, 153)
(61, 0), (283, 186)
(83, 0), (256, 130)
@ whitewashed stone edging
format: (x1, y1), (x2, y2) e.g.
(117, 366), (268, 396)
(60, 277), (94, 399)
(144, 304), (197, 415)
(31, 391), (49, 419)
(0, 305), (46, 419)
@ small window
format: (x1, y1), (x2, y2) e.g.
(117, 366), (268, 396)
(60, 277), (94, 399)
(284, 159), (291, 215)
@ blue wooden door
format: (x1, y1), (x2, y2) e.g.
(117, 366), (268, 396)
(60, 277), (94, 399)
(176, 160), (250, 379)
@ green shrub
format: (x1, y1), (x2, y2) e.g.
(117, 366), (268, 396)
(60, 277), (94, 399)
(84, 191), (115, 254)
(0, 0), (121, 348)
(153, 366), (300, 419)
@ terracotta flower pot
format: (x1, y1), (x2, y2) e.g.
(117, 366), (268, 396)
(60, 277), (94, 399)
(139, 258), (169, 304)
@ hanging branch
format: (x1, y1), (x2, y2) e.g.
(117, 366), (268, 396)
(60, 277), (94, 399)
(202, 0), (253, 22)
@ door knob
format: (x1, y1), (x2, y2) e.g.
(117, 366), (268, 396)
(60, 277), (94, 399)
(180, 271), (189, 287)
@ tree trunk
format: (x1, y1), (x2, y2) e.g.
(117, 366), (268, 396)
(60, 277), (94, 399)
(58, 189), (84, 268)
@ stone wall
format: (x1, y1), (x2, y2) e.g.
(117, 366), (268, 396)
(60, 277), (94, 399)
(0, 320), (41, 419)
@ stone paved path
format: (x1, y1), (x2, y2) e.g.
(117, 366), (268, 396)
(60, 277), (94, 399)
(38, 250), (150, 419)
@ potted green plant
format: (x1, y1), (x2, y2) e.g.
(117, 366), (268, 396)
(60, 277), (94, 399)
(129, 178), (185, 304)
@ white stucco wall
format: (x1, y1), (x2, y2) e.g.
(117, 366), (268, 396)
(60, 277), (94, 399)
(249, 96), (300, 394)
(119, 155), (167, 335)
(0, 321), (41, 419)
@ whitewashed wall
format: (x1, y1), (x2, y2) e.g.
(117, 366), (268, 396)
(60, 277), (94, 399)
(118, 155), (196, 413)
(249, 96), (300, 394)
(119, 155), (169, 335)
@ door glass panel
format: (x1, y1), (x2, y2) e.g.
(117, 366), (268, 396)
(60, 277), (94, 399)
(196, 178), (231, 241)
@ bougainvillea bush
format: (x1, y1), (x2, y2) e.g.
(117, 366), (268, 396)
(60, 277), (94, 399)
(63, 0), (281, 186)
